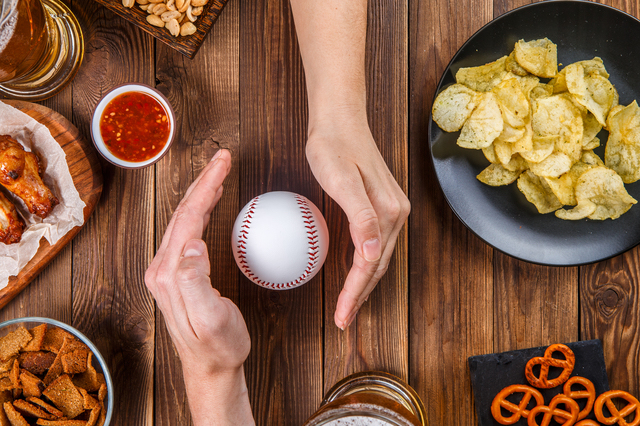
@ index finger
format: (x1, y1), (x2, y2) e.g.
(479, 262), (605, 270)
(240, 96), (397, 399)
(156, 150), (231, 266)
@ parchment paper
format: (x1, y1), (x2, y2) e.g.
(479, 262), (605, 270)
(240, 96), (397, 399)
(0, 101), (86, 288)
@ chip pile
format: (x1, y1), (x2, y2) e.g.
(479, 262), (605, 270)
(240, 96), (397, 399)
(433, 37), (640, 220)
(0, 325), (107, 426)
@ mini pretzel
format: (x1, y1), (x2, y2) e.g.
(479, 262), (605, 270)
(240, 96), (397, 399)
(528, 395), (580, 426)
(491, 384), (544, 425)
(554, 376), (596, 423)
(594, 390), (640, 426)
(525, 343), (576, 389)
(575, 421), (600, 426)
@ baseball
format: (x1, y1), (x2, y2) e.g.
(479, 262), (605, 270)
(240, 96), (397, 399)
(231, 191), (329, 290)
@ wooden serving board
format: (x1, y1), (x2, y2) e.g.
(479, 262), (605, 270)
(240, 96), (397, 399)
(94, 0), (229, 59)
(0, 100), (103, 309)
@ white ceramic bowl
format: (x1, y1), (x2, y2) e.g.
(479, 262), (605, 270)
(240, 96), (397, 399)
(91, 83), (176, 168)
(0, 317), (114, 425)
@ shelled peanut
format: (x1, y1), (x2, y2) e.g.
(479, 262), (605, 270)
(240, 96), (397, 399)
(121, 0), (208, 37)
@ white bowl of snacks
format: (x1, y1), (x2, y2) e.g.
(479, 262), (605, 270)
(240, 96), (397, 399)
(0, 317), (114, 425)
(91, 83), (176, 169)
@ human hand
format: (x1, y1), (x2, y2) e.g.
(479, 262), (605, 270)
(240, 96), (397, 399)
(306, 115), (410, 330)
(144, 150), (253, 425)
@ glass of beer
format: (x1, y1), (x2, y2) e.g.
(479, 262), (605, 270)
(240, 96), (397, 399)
(303, 371), (428, 426)
(0, 0), (84, 100)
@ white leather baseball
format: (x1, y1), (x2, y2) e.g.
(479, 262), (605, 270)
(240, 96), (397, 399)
(232, 191), (329, 290)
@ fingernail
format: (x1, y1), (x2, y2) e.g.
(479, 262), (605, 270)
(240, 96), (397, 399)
(363, 238), (381, 261)
(210, 149), (223, 162)
(183, 240), (205, 258)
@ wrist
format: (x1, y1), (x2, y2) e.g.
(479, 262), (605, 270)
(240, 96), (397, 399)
(182, 364), (254, 426)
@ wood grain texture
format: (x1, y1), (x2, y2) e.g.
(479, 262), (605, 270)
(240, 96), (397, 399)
(94, 0), (229, 59)
(239, 0), (322, 423)
(323, 0), (409, 396)
(152, 0), (240, 423)
(581, 249), (640, 397)
(409, 0), (495, 425)
(67, 2), (156, 425)
(0, 101), (103, 310)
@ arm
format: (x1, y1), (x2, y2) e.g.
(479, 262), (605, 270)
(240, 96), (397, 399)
(289, 0), (411, 329)
(145, 150), (255, 426)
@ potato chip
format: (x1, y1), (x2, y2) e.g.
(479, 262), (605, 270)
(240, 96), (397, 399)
(544, 150), (604, 205)
(505, 51), (529, 76)
(493, 138), (513, 165)
(512, 122), (533, 154)
(519, 135), (557, 163)
(502, 71), (539, 95)
(584, 136), (600, 151)
(457, 92), (504, 149)
(482, 143), (498, 164)
(432, 84), (479, 132)
(605, 101), (640, 183)
(528, 152), (572, 178)
(477, 163), (522, 186)
(517, 170), (562, 213)
(555, 200), (597, 220)
(565, 63), (616, 126)
(455, 56), (508, 92)
(514, 38), (558, 78)
(432, 39), (639, 221)
(495, 122), (526, 144)
(532, 94), (583, 162)
(582, 111), (603, 148)
(493, 78), (530, 128)
(556, 166), (637, 220)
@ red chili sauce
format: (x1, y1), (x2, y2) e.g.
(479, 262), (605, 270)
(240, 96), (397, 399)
(99, 91), (170, 162)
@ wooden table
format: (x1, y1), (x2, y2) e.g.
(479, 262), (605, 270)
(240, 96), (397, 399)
(2, 0), (640, 424)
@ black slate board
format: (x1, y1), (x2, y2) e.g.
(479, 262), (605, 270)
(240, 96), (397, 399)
(468, 340), (609, 426)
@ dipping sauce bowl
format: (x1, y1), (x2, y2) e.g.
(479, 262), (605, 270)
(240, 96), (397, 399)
(91, 83), (176, 168)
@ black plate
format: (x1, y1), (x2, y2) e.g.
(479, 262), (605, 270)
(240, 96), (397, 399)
(429, 0), (640, 266)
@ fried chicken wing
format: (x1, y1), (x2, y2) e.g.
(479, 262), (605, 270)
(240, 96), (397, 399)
(0, 190), (25, 244)
(0, 135), (58, 218)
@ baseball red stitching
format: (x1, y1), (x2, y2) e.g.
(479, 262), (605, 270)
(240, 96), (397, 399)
(236, 194), (321, 289)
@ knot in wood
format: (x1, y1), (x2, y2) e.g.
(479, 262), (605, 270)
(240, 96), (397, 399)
(602, 289), (619, 308)
(597, 285), (623, 317)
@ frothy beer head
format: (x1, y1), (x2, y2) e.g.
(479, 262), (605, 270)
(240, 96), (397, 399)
(0, 0), (19, 54)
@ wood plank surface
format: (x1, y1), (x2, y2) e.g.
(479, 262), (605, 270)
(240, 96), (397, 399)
(3, 0), (640, 425)
(409, 0), (495, 424)
(239, 0), (322, 423)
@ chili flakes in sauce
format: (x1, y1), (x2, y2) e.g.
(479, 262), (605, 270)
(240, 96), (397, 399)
(100, 91), (170, 162)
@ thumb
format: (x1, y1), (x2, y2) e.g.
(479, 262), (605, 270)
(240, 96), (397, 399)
(176, 240), (220, 305)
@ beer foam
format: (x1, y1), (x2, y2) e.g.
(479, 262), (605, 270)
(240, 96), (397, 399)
(0, 0), (19, 54)
(323, 416), (392, 426)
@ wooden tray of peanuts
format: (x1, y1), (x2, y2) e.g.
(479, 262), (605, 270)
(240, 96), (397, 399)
(94, 0), (229, 58)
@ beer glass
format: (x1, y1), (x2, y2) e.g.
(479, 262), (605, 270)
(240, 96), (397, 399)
(0, 0), (84, 100)
(303, 372), (428, 426)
